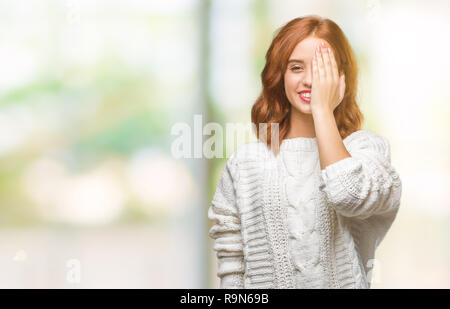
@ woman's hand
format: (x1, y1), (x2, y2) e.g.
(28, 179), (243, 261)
(310, 41), (345, 114)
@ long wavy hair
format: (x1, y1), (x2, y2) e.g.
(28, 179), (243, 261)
(251, 15), (364, 153)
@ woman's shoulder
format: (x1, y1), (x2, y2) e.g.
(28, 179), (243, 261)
(228, 141), (270, 163)
(220, 141), (268, 184)
(230, 141), (268, 161)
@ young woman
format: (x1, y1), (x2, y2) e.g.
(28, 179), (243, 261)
(208, 16), (402, 289)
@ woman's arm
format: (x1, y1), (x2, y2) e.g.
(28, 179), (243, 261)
(311, 42), (402, 220)
(310, 42), (351, 170)
(313, 109), (351, 170)
(207, 157), (245, 288)
(317, 130), (402, 220)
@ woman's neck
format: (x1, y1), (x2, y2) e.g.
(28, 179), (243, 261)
(286, 108), (316, 139)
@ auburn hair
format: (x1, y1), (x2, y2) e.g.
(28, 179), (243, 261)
(251, 15), (364, 153)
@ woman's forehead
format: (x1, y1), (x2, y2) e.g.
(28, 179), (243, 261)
(288, 37), (330, 62)
(293, 37), (330, 53)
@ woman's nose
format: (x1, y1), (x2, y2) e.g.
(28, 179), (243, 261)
(302, 68), (312, 87)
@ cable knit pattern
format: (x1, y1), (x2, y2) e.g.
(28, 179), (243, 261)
(282, 142), (328, 288)
(208, 129), (402, 288)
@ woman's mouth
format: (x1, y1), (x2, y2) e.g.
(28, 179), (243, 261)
(298, 91), (311, 103)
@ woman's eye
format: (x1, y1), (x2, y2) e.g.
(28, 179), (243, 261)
(291, 66), (303, 72)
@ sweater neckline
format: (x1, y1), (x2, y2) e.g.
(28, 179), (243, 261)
(280, 136), (318, 151)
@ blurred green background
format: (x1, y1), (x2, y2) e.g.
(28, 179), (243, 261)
(0, 0), (448, 288)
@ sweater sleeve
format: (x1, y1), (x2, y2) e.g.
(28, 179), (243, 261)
(207, 157), (245, 289)
(318, 131), (402, 220)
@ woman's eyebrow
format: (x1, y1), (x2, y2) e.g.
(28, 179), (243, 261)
(287, 59), (305, 64)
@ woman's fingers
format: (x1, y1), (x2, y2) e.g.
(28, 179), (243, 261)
(312, 53), (319, 83)
(328, 47), (339, 80)
(339, 74), (346, 102)
(321, 45), (333, 80)
(315, 45), (325, 81)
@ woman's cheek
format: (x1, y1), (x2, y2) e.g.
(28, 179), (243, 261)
(285, 78), (295, 98)
(286, 73), (297, 91)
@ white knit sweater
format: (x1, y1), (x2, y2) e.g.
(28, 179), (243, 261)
(208, 129), (402, 289)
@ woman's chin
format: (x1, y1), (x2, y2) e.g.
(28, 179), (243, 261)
(292, 100), (312, 115)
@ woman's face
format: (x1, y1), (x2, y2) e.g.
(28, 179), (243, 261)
(284, 36), (331, 115)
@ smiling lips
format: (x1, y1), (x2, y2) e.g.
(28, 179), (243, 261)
(298, 90), (311, 103)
